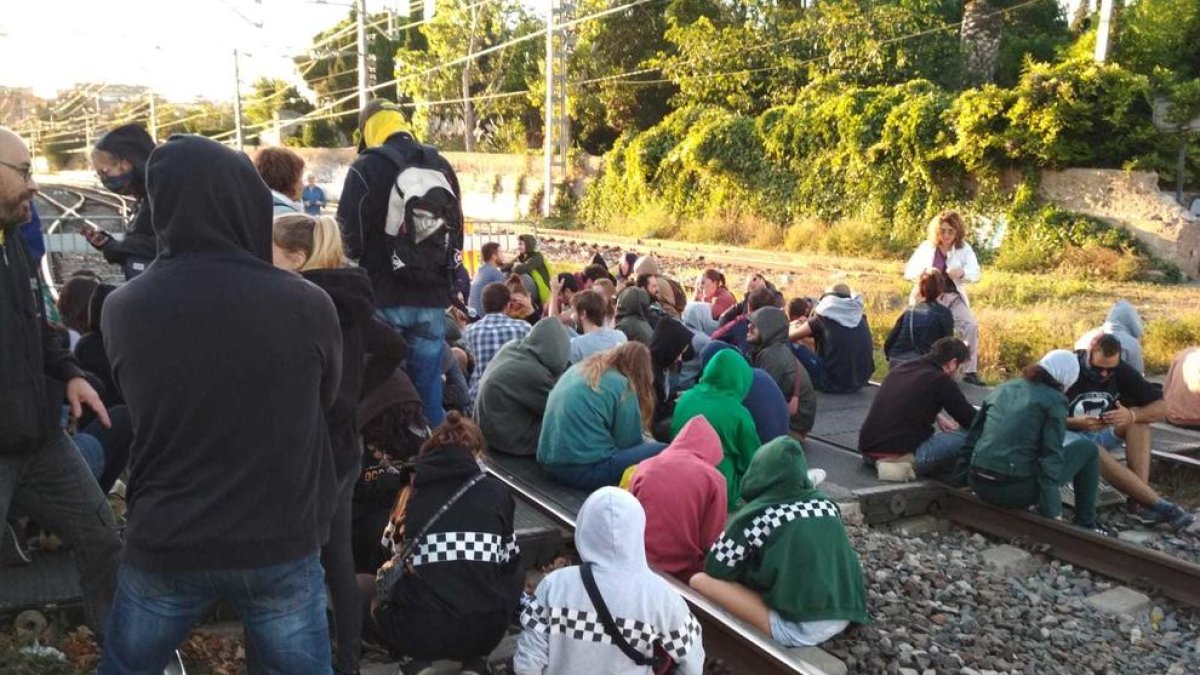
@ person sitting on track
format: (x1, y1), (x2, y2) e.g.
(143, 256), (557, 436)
(649, 316), (696, 438)
(514, 487), (706, 675)
(502, 234), (553, 307)
(1065, 334), (1193, 530)
(1074, 299), (1146, 375)
(476, 317), (571, 457)
(711, 286), (778, 355)
(372, 413), (523, 675)
(749, 306), (816, 437)
(701, 342), (790, 446)
(678, 302), (717, 390)
(789, 283), (875, 394)
(695, 268), (737, 321)
(690, 436), (868, 648)
(858, 337), (976, 481)
(568, 289), (627, 364)
(504, 273), (542, 327)
(883, 269), (954, 368)
(538, 342), (667, 490)
(468, 241), (506, 318)
(629, 415), (728, 583)
(962, 350), (1117, 536)
(718, 272), (780, 326)
(464, 281), (531, 404)
(1163, 346), (1200, 430)
(671, 349), (762, 509)
(614, 286), (654, 345)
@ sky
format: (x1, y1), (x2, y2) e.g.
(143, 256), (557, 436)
(0, 0), (417, 102)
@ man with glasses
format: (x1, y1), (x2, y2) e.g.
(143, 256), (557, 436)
(1066, 334), (1194, 530)
(0, 127), (122, 633)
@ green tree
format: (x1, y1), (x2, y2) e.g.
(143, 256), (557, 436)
(244, 78), (314, 144)
(1116, 0), (1200, 82)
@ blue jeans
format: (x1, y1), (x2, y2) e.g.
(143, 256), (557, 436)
(74, 432), (105, 480)
(99, 553), (332, 675)
(914, 430), (969, 477)
(791, 344), (830, 393)
(545, 441), (668, 490)
(1064, 427), (1123, 451)
(377, 306), (447, 426)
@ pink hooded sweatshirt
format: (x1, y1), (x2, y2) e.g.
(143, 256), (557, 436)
(629, 415), (729, 581)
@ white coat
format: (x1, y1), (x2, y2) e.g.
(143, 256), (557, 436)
(903, 241), (981, 306)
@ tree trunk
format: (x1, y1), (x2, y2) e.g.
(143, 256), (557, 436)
(961, 0), (1003, 87)
(462, 4), (479, 152)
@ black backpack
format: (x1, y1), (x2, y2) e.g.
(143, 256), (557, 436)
(365, 141), (463, 288)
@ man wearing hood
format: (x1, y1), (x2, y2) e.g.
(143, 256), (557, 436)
(514, 487), (705, 675)
(789, 284), (874, 394)
(691, 437), (867, 648)
(0, 127), (120, 635)
(749, 306), (816, 435)
(475, 317), (571, 456)
(86, 124), (159, 279)
(338, 99), (464, 427)
(504, 234), (553, 306)
(629, 416), (728, 582)
(98, 135), (343, 673)
(614, 286), (653, 345)
(1074, 300), (1146, 375)
(671, 350), (762, 508)
(701, 342), (791, 445)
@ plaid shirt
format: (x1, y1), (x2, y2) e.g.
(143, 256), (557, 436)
(465, 313), (532, 402)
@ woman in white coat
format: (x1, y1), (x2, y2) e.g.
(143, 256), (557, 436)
(904, 210), (984, 385)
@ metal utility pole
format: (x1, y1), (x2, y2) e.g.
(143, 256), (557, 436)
(233, 48), (246, 150)
(357, 0), (369, 110)
(1094, 0), (1114, 63)
(543, 0), (556, 217)
(148, 91), (158, 142)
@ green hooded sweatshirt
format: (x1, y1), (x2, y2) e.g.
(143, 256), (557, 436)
(476, 317), (571, 456)
(750, 306), (816, 434)
(511, 234), (552, 305)
(671, 349), (761, 507)
(705, 437), (869, 626)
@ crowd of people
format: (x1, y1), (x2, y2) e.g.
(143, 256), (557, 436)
(2, 96), (1199, 674)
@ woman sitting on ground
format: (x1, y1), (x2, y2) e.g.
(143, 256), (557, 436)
(963, 350), (1114, 536)
(538, 342), (667, 490)
(883, 269), (954, 368)
(691, 436), (868, 648)
(695, 268), (736, 321)
(373, 413), (523, 675)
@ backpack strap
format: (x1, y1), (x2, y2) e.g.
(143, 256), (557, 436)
(579, 563), (654, 667)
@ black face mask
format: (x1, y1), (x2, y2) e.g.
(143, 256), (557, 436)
(101, 171), (134, 194)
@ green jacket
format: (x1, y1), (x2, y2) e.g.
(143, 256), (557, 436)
(705, 437), (869, 625)
(965, 377), (1070, 518)
(671, 349), (761, 508)
(750, 307), (816, 434)
(476, 317), (571, 456)
(538, 365), (646, 467)
(511, 234), (552, 305)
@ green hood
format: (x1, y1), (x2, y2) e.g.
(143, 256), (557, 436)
(739, 436), (820, 508)
(525, 316), (571, 376)
(615, 287), (651, 320)
(697, 348), (752, 399)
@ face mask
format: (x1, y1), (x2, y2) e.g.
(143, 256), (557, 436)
(101, 172), (134, 194)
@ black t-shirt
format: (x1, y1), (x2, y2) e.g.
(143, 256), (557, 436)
(1064, 350), (1161, 418)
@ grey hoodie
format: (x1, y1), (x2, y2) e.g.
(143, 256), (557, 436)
(1075, 300), (1145, 374)
(476, 317), (571, 456)
(514, 488), (705, 675)
(751, 307), (816, 434)
(814, 293), (865, 328)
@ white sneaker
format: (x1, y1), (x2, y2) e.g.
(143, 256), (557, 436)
(1, 522), (31, 566)
(807, 469), (827, 486)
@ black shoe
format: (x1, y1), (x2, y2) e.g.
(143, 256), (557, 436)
(962, 373), (986, 387)
(1084, 522), (1120, 538)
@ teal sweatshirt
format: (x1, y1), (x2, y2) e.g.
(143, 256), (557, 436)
(538, 365), (646, 467)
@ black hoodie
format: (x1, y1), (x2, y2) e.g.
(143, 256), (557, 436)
(301, 267), (408, 481)
(102, 135), (343, 572)
(93, 124), (158, 275)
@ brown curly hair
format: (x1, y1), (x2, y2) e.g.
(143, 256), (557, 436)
(253, 146), (305, 199)
(420, 410), (485, 458)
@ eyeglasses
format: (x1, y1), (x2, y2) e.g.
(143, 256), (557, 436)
(0, 160), (33, 183)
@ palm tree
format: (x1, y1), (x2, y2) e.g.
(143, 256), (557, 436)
(961, 0), (1004, 86)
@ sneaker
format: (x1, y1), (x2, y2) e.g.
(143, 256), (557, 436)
(163, 650), (187, 675)
(1084, 522), (1120, 538)
(1166, 508), (1196, 533)
(807, 469), (827, 486)
(1132, 504), (1169, 527)
(961, 373), (986, 387)
(1, 522), (32, 567)
(461, 658), (491, 675)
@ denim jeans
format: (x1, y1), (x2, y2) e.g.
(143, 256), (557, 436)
(377, 306), (448, 426)
(99, 553), (332, 675)
(545, 441), (668, 490)
(791, 344), (830, 393)
(914, 430), (969, 477)
(0, 431), (121, 634)
(969, 438), (1100, 527)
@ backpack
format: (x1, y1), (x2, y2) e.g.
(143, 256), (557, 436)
(366, 141), (463, 288)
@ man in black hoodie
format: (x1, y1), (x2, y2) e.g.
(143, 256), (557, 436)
(338, 99), (463, 427)
(84, 124), (158, 279)
(98, 135), (343, 674)
(0, 127), (120, 635)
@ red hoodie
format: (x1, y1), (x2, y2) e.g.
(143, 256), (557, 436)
(629, 415), (729, 581)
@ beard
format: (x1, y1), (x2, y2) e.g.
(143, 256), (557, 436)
(0, 197), (31, 228)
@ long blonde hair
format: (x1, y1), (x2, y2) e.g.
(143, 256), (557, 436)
(927, 210), (966, 249)
(577, 342), (655, 432)
(272, 213), (345, 271)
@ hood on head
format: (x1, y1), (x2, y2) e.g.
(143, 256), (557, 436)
(649, 318), (694, 370)
(146, 135), (273, 261)
(576, 486), (647, 570)
(616, 287), (651, 319)
(358, 99), (409, 150)
(667, 415), (724, 466)
(1104, 300), (1144, 339)
(683, 302), (719, 336)
(87, 284), (117, 334)
(750, 306), (789, 347)
(814, 293), (865, 329)
(526, 317), (571, 376)
(302, 267), (374, 327)
(700, 340), (736, 369)
(413, 444), (481, 487)
(699, 348), (753, 398)
(1039, 349), (1080, 391)
(518, 234), (538, 254)
(739, 436), (813, 504)
(358, 370), (425, 432)
(95, 124), (155, 192)
(632, 255), (659, 277)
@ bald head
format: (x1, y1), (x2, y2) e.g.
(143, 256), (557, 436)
(0, 126), (37, 228)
